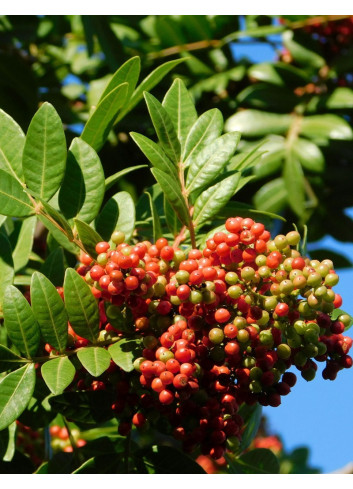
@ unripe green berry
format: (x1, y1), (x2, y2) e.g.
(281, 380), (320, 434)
(241, 266), (255, 282)
(209, 327), (224, 344)
(277, 343), (291, 360)
(286, 231), (301, 246)
(274, 234), (288, 250)
(225, 272), (239, 285)
(301, 368), (316, 382)
(175, 270), (190, 284)
(228, 285), (243, 299)
(111, 231), (125, 245)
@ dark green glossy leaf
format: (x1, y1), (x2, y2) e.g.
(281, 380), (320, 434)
(300, 114), (353, 141)
(253, 177), (287, 214)
(3, 285), (40, 358)
(0, 233), (14, 310)
(0, 422), (16, 462)
(59, 138), (105, 223)
(146, 191), (162, 242)
(38, 216), (79, 256)
(18, 377), (55, 429)
(331, 308), (353, 331)
(248, 62), (309, 87)
(193, 173), (241, 228)
(63, 268), (99, 343)
(283, 150), (305, 217)
(238, 402), (262, 452)
(0, 169), (34, 217)
(81, 82), (129, 152)
(77, 347), (111, 377)
(41, 357), (75, 395)
(252, 137), (285, 179)
(151, 168), (190, 226)
(39, 199), (74, 239)
(105, 165), (148, 191)
(130, 132), (178, 180)
(186, 132), (240, 194)
(283, 30), (325, 69)
(0, 109), (25, 181)
(162, 78), (197, 151)
(74, 218), (103, 258)
(164, 196), (182, 238)
(144, 92), (180, 164)
(31, 272), (68, 353)
(292, 138), (324, 173)
(0, 364), (36, 431)
(225, 110), (293, 137)
(99, 56), (140, 103)
(117, 58), (186, 123)
(49, 390), (114, 426)
(109, 338), (142, 372)
(22, 102), (66, 201)
(183, 108), (223, 167)
(227, 448), (279, 474)
(0, 344), (26, 373)
(95, 191), (135, 243)
(237, 83), (298, 112)
(40, 248), (66, 286)
(12, 216), (36, 272)
(143, 446), (206, 474)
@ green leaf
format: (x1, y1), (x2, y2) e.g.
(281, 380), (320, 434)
(74, 218), (103, 259)
(99, 56), (140, 103)
(143, 446), (206, 474)
(3, 286), (40, 358)
(186, 132), (240, 194)
(0, 109), (25, 181)
(0, 364), (36, 431)
(292, 138), (324, 173)
(22, 102), (66, 201)
(31, 272), (68, 353)
(162, 78), (197, 151)
(248, 62), (309, 87)
(105, 165), (148, 192)
(41, 357), (75, 395)
(183, 109), (223, 167)
(77, 347), (111, 377)
(193, 173), (241, 228)
(63, 268), (99, 343)
(0, 169), (34, 217)
(225, 110), (293, 137)
(283, 150), (305, 217)
(130, 132), (178, 180)
(282, 30), (325, 69)
(300, 115), (353, 141)
(146, 191), (163, 243)
(151, 168), (190, 226)
(49, 390), (114, 425)
(95, 190), (135, 243)
(108, 338), (141, 372)
(0, 233), (14, 310)
(0, 422), (16, 462)
(326, 87), (353, 109)
(227, 448), (279, 474)
(237, 83), (298, 112)
(58, 138), (105, 223)
(81, 82), (129, 152)
(18, 377), (55, 429)
(238, 403), (262, 452)
(12, 216), (36, 272)
(117, 58), (186, 123)
(40, 248), (66, 286)
(253, 178), (287, 214)
(144, 92), (181, 164)
(0, 345), (26, 373)
(38, 199), (74, 240)
(39, 218), (79, 256)
(164, 196), (182, 238)
(331, 308), (353, 330)
(251, 137), (285, 179)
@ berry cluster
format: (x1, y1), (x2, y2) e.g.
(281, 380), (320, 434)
(69, 216), (352, 459)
